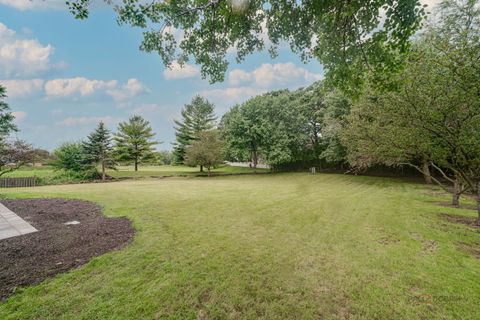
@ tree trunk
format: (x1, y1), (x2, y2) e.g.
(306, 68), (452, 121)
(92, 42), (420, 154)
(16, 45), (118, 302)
(200, 165), (204, 172)
(251, 149), (258, 169)
(101, 161), (106, 182)
(134, 160), (138, 172)
(422, 161), (432, 185)
(207, 167), (211, 177)
(452, 178), (461, 207)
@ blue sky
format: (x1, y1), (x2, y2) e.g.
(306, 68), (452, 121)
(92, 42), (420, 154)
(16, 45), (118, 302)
(0, 0), (439, 151)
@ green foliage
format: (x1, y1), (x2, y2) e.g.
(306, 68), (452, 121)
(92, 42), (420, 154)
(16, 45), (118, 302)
(155, 150), (173, 165)
(52, 142), (99, 180)
(319, 90), (351, 164)
(83, 122), (115, 180)
(342, 0), (480, 219)
(67, 0), (427, 92)
(114, 115), (158, 171)
(172, 95), (217, 164)
(221, 82), (351, 169)
(184, 130), (224, 175)
(0, 85), (18, 142)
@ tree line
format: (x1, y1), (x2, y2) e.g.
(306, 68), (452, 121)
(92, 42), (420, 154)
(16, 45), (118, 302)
(0, 1), (477, 221)
(217, 0), (480, 223)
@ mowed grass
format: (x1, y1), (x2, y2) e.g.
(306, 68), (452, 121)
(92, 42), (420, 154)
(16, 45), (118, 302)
(108, 164), (267, 178)
(0, 174), (479, 319)
(2, 164), (267, 179)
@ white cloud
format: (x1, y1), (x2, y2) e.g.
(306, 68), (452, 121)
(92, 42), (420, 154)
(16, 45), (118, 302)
(229, 63), (322, 88)
(0, 23), (60, 78)
(163, 61), (200, 80)
(106, 78), (149, 102)
(57, 116), (122, 127)
(44, 77), (118, 98)
(11, 110), (27, 121)
(202, 63), (322, 109)
(0, 79), (44, 98)
(0, 0), (64, 11)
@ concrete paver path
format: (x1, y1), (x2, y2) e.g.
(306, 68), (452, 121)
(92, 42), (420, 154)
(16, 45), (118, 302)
(0, 202), (37, 240)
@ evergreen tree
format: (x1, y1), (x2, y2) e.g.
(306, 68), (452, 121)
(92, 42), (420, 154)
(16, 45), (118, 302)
(0, 85), (17, 143)
(172, 95), (217, 167)
(83, 121), (115, 181)
(114, 115), (158, 171)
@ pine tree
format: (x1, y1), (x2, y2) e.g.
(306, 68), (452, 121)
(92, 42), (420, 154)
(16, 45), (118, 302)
(114, 115), (158, 171)
(83, 121), (114, 181)
(172, 95), (217, 167)
(0, 85), (17, 143)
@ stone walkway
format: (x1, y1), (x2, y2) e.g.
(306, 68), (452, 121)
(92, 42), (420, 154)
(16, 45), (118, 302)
(0, 202), (37, 240)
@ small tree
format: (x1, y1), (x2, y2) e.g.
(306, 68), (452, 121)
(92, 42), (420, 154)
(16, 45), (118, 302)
(184, 131), (224, 176)
(0, 140), (33, 177)
(52, 142), (98, 179)
(114, 115), (158, 171)
(83, 121), (115, 181)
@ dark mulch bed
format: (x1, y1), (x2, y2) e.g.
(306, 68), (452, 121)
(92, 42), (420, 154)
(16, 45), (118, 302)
(0, 198), (134, 300)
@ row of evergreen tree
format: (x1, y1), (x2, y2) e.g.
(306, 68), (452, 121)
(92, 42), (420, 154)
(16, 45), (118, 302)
(54, 115), (158, 180)
(54, 94), (221, 181)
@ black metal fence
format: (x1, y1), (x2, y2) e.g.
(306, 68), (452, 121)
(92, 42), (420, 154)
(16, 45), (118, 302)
(0, 177), (36, 188)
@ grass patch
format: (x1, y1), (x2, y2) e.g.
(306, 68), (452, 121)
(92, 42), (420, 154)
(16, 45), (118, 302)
(0, 173), (479, 319)
(1, 165), (268, 184)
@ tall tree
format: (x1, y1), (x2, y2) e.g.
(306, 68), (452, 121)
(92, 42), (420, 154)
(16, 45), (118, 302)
(0, 86), (31, 177)
(184, 130), (224, 176)
(114, 115), (158, 171)
(0, 85), (17, 142)
(68, 0), (428, 92)
(83, 121), (115, 181)
(172, 95), (217, 167)
(342, 0), (480, 219)
(221, 90), (310, 169)
(221, 103), (266, 168)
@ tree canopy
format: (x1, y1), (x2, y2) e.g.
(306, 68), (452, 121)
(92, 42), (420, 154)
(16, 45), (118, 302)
(0, 85), (17, 142)
(221, 82), (350, 169)
(83, 121), (115, 181)
(172, 95), (217, 164)
(114, 115), (158, 171)
(342, 0), (480, 218)
(67, 0), (427, 91)
(184, 130), (224, 176)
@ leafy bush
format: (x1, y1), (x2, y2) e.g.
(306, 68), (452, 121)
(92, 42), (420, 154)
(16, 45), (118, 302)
(52, 142), (100, 180)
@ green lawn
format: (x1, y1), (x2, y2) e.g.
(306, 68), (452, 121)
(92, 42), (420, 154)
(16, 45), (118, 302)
(0, 174), (479, 319)
(1, 164), (267, 180)
(108, 164), (268, 178)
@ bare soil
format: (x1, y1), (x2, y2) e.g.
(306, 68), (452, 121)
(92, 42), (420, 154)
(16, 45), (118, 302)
(0, 198), (134, 300)
(440, 213), (479, 229)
